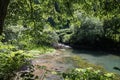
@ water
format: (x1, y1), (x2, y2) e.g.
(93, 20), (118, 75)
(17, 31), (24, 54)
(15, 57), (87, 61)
(63, 49), (120, 74)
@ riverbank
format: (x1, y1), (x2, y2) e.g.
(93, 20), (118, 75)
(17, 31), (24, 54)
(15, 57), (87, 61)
(30, 49), (120, 80)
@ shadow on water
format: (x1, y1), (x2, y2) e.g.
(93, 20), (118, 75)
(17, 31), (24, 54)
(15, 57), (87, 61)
(70, 48), (109, 57)
(71, 47), (120, 57)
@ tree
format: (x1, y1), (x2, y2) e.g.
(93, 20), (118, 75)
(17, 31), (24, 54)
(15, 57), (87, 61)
(0, 0), (10, 35)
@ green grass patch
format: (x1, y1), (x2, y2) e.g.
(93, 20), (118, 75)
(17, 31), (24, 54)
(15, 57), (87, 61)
(27, 46), (55, 56)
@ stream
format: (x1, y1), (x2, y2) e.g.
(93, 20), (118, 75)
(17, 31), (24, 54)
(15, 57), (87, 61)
(32, 48), (120, 80)
(63, 49), (120, 74)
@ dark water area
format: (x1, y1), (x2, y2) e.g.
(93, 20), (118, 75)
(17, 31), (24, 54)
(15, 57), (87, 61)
(63, 49), (120, 74)
(70, 44), (120, 56)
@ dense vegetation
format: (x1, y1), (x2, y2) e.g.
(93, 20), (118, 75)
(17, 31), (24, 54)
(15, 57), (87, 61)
(0, 0), (120, 80)
(62, 68), (114, 80)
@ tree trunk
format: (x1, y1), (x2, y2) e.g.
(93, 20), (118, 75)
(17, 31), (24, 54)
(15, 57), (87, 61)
(0, 0), (10, 35)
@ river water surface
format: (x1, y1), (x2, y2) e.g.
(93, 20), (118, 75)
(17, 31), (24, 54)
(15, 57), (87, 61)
(63, 49), (120, 74)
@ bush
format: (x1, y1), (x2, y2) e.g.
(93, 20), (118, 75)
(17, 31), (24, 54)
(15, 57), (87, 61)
(70, 17), (103, 46)
(62, 34), (72, 44)
(0, 41), (31, 80)
(56, 29), (72, 43)
(103, 17), (120, 41)
(3, 25), (34, 50)
(33, 29), (59, 46)
(62, 67), (114, 80)
(69, 15), (120, 51)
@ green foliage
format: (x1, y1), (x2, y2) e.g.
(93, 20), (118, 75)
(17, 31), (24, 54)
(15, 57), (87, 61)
(4, 25), (34, 50)
(5, 0), (120, 51)
(70, 16), (103, 46)
(2, 0), (120, 79)
(62, 34), (72, 44)
(56, 29), (72, 44)
(32, 26), (59, 46)
(103, 17), (120, 42)
(62, 67), (114, 80)
(0, 40), (31, 80)
(28, 46), (54, 56)
(6, 0), (62, 48)
(68, 14), (120, 51)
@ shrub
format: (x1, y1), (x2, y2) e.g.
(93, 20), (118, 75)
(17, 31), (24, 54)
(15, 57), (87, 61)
(0, 50), (31, 80)
(0, 41), (31, 80)
(62, 67), (114, 80)
(56, 29), (72, 43)
(62, 34), (72, 44)
(70, 17), (103, 46)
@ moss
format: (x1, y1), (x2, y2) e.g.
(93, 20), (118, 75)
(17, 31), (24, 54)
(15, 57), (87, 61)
(61, 55), (104, 71)
(61, 55), (120, 80)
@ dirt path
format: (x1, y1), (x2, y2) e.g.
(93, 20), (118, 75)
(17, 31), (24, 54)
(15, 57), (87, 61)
(32, 49), (74, 80)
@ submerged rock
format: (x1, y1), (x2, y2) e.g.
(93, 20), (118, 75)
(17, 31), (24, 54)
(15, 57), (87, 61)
(113, 67), (120, 71)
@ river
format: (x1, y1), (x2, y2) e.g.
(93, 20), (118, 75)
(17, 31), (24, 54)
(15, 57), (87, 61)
(63, 49), (120, 74)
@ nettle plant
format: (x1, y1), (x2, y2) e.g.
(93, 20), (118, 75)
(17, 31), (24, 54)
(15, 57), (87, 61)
(62, 67), (114, 80)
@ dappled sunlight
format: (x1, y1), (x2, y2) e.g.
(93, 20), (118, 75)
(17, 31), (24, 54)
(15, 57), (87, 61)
(0, 0), (120, 80)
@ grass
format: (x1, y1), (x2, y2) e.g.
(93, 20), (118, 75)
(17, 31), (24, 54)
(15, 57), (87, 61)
(27, 45), (55, 56)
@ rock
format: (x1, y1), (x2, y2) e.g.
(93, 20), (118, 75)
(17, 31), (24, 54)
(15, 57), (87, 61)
(52, 43), (71, 49)
(113, 66), (120, 71)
